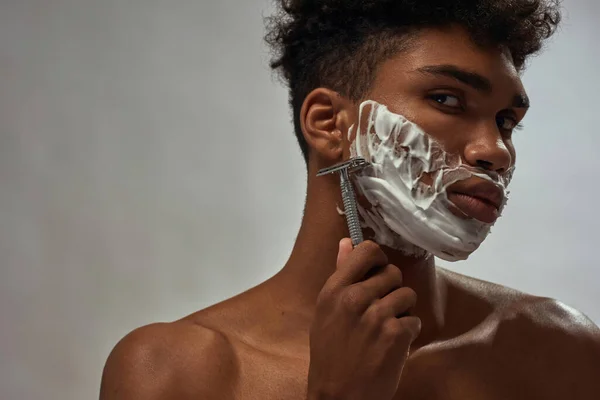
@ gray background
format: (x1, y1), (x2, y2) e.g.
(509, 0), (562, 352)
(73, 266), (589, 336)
(0, 1), (598, 399)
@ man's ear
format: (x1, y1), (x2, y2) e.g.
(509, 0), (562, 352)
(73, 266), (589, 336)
(300, 88), (353, 163)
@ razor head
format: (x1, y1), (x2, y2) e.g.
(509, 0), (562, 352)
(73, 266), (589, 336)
(317, 157), (369, 177)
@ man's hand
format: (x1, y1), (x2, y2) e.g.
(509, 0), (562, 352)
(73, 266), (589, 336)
(306, 239), (421, 400)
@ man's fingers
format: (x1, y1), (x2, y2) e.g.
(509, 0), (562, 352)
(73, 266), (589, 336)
(373, 287), (417, 318)
(354, 264), (403, 300)
(336, 238), (353, 268)
(331, 240), (388, 287)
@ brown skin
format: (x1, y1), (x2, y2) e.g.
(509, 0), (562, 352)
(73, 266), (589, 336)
(100, 26), (600, 400)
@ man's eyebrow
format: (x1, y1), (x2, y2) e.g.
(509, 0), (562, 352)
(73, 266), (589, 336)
(416, 64), (530, 109)
(416, 64), (493, 93)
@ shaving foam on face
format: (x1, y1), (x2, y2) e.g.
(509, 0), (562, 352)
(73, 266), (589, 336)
(348, 101), (514, 262)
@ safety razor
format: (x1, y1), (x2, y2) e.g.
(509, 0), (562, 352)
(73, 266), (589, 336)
(317, 158), (369, 247)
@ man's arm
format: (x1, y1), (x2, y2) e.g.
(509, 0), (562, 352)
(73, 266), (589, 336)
(100, 322), (239, 400)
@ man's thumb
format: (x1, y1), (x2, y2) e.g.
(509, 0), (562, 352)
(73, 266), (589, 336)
(336, 238), (353, 269)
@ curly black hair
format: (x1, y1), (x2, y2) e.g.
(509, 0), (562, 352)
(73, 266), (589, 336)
(265, 0), (562, 165)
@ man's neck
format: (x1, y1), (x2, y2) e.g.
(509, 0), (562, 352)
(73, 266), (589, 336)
(266, 168), (448, 350)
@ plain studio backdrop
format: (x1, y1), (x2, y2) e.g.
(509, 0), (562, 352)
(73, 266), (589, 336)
(0, 0), (598, 399)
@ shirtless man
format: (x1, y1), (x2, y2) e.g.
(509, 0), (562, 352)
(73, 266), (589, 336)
(100, 1), (600, 399)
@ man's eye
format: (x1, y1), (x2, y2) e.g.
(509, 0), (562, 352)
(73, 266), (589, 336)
(496, 116), (518, 131)
(430, 94), (461, 108)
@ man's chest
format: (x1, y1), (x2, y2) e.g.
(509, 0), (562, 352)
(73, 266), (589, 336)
(395, 358), (534, 400)
(233, 347), (559, 400)
(392, 341), (579, 400)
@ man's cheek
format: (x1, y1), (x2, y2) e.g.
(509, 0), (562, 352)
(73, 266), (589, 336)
(347, 99), (503, 261)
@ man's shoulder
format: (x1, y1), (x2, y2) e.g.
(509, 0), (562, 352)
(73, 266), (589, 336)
(441, 268), (599, 335)
(464, 277), (600, 351)
(442, 269), (600, 361)
(439, 267), (530, 309)
(100, 320), (239, 399)
(501, 296), (600, 352)
(507, 296), (599, 332)
(496, 297), (600, 393)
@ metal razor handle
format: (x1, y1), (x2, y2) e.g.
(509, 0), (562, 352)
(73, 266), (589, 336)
(317, 158), (369, 248)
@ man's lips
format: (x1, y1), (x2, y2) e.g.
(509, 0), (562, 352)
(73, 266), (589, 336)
(447, 181), (504, 224)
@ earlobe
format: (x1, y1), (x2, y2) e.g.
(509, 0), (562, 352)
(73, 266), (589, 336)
(300, 88), (351, 162)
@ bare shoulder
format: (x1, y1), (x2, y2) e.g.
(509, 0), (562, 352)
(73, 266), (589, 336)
(438, 266), (530, 308)
(505, 296), (600, 354)
(497, 296), (600, 393)
(437, 269), (600, 395)
(100, 320), (240, 400)
(440, 268), (600, 364)
(510, 296), (600, 332)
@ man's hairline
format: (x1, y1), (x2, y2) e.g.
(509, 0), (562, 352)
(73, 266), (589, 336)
(327, 27), (526, 106)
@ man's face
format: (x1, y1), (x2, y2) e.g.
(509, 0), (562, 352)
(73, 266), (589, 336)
(341, 25), (529, 260)
(355, 25), (528, 176)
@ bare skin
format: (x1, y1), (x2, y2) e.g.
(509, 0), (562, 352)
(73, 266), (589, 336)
(100, 26), (600, 400)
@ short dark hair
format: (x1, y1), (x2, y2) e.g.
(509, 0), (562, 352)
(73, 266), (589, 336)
(265, 0), (562, 165)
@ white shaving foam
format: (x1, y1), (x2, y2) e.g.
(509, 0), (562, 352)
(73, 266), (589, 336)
(348, 101), (513, 262)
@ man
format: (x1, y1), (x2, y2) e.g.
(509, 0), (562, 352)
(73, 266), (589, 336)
(100, 1), (600, 399)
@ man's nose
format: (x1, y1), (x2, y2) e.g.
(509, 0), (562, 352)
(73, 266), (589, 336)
(463, 124), (512, 174)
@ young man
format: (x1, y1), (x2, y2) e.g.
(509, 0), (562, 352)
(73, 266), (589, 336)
(101, 1), (600, 399)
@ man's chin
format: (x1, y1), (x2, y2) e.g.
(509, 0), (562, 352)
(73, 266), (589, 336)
(381, 235), (474, 263)
(437, 248), (473, 262)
